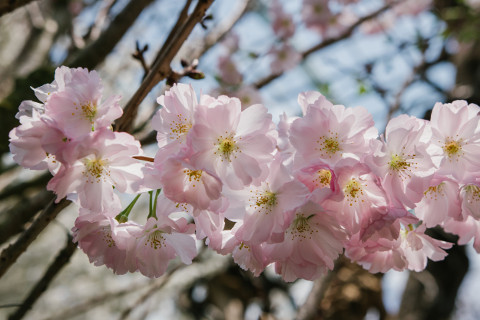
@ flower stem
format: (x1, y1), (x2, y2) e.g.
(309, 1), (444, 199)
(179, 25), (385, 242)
(147, 189), (161, 219)
(116, 194), (141, 223)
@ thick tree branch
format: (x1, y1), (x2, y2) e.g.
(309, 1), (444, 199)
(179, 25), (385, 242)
(65, 0), (154, 69)
(8, 233), (77, 320)
(115, 0), (215, 133)
(0, 0), (36, 17)
(0, 197), (70, 278)
(0, 190), (53, 245)
(254, 2), (397, 89)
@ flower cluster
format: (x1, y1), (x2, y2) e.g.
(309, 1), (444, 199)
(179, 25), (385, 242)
(9, 67), (480, 281)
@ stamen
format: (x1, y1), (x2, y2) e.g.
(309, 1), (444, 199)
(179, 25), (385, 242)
(169, 114), (192, 140)
(83, 158), (110, 183)
(316, 131), (342, 158)
(344, 178), (364, 206)
(146, 230), (166, 250)
(183, 169), (202, 187)
(215, 132), (240, 161)
(443, 137), (464, 161)
(314, 169), (332, 188)
(249, 188), (277, 214)
(287, 214), (318, 241)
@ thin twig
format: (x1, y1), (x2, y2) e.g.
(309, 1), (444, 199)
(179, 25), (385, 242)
(115, 0), (215, 133)
(8, 234), (77, 320)
(254, 2), (398, 89)
(0, 197), (71, 278)
(132, 41), (150, 78)
(65, 0), (155, 69)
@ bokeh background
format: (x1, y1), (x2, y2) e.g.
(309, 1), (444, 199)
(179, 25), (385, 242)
(1, 0), (480, 319)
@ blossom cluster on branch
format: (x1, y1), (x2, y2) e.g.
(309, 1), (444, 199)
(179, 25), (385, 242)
(9, 66), (480, 281)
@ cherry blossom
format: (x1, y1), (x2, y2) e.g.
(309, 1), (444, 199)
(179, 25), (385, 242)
(270, 0), (296, 39)
(225, 156), (309, 245)
(367, 114), (436, 209)
(151, 83), (197, 163)
(415, 177), (462, 227)
(118, 195), (197, 278)
(269, 43), (302, 74)
(44, 67), (122, 140)
(290, 93), (377, 167)
(266, 201), (346, 282)
(430, 100), (480, 181)
(189, 96), (277, 190)
(47, 129), (144, 212)
(73, 212), (135, 275)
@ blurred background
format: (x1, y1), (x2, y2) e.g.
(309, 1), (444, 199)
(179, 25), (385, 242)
(1, 0), (480, 319)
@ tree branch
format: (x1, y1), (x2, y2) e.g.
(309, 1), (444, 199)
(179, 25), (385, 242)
(0, 190), (53, 245)
(8, 233), (77, 320)
(115, 0), (215, 133)
(0, 197), (70, 278)
(254, 2), (397, 89)
(65, 0), (155, 69)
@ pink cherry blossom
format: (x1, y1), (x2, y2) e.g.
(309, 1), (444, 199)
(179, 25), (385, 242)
(276, 113), (297, 168)
(415, 177), (462, 227)
(270, 0), (295, 39)
(266, 201), (346, 282)
(443, 215), (480, 253)
(225, 156), (309, 244)
(290, 94), (377, 167)
(460, 181), (480, 220)
(322, 159), (388, 235)
(429, 100), (480, 181)
(399, 224), (452, 272)
(44, 67), (122, 139)
(367, 114), (436, 209)
(47, 129), (144, 212)
(294, 161), (341, 204)
(160, 153), (223, 210)
(217, 55), (243, 86)
(269, 43), (302, 74)
(9, 110), (61, 172)
(346, 232), (406, 273)
(297, 90), (333, 116)
(119, 195), (197, 278)
(232, 242), (269, 277)
(151, 83), (197, 163)
(192, 208), (230, 252)
(347, 216), (451, 273)
(231, 85), (263, 109)
(189, 96), (277, 190)
(301, 0), (333, 35)
(393, 0), (432, 16)
(73, 212), (136, 275)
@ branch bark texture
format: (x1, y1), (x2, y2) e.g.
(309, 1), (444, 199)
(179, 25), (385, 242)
(115, 0), (215, 133)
